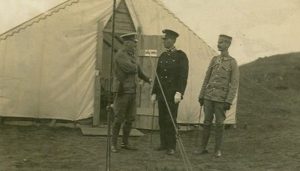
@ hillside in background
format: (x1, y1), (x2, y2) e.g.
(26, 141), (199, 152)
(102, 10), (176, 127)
(240, 52), (300, 90)
(219, 52), (300, 170)
(237, 52), (300, 119)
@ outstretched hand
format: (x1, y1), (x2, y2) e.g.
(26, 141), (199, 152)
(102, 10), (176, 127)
(174, 92), (182, 104)
(151, 94), (157, 103)
(198, 98), (204, 106)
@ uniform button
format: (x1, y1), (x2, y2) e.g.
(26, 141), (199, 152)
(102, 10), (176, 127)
(165, 76), (168, 78)
(164, 69), (167, 71)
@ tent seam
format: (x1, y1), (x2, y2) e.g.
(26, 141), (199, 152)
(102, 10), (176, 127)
(0, 0), (80, 41)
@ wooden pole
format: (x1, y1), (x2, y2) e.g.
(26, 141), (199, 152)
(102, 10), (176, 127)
(93, 21), (104, 127)
(106, 0), (116, 170)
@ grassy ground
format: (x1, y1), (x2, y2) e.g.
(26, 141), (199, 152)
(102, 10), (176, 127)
(0, 53), (299, 171)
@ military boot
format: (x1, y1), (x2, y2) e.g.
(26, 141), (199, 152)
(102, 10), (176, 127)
(215, 124), (224, 157)
(121, 121), (137, 151)
(193, 124), (211, 155)
(111, 121), (121, 153)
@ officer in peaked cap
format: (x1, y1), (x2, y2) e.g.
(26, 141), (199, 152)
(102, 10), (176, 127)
(111, 32), (151, 153)
(120, 32), (138, 42)
(162, 29), (179, 39)
(219, 34), (232, 41)
(151, 29), (189, 155)
(195, 34), (239, 157)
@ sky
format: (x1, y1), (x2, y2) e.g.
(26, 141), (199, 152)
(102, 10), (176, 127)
(161, 0), (300, 64)
(0, 0), (64, 33)
(1, 0), (299, 64)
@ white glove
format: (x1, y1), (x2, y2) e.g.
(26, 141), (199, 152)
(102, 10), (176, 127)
(151, 94), (157, 103)
(139, 80), (145, 86)
(174, 92), (182, 104)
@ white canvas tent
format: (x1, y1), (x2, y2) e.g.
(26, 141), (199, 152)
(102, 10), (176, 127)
(0, 0), (237, 127)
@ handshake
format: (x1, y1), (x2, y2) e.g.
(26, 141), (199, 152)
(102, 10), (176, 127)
(139, 78), (152, 85)
(151, 92), (182, 104)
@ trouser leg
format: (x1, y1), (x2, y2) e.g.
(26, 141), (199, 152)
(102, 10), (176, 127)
(214, 101), (226, 152)
(111, 94), (127, 146)
(112, 121), (121, 146)
(122, 121), (132, 145)
(201, 100), (214, 150)
(158, 99), (167, 148)
(167, 100), (178, 150)
(215, 124), (224, 152)
(201, 124), (211, 150)
(122, 94), (136, 145)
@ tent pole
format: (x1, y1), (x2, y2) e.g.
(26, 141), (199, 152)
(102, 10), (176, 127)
(93, 21), (104, 127)
(106, 0), (116, 171)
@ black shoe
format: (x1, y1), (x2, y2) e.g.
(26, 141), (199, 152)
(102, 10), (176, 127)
(111, 146), (118, 153)
(154, 146), (167, 151)
(121, 143), (138, 151)
(166, 149), (175, 155)
(193, 149), (209, 155)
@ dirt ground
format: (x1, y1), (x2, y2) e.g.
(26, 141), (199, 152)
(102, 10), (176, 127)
(0, 115), (299, 171)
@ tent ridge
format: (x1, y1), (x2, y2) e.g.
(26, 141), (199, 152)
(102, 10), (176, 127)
(125, 0), (141, 32)
(153, 0), (216, 53)
(0, 0), (79, 41)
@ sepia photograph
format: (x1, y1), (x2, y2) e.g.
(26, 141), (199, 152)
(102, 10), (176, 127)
(0, 0), (299, 170)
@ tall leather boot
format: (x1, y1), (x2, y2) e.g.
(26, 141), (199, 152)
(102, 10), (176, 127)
(121, 121), (137, 150)
(201, 124), (211, 152)
(215, 124), (224, 157)
(194, 124), (211, 155)
(111, 121), (121, 153)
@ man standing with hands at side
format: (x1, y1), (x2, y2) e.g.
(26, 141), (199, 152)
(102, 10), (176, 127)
(151, 29), (189, 155)
(196, 34), (239, 157)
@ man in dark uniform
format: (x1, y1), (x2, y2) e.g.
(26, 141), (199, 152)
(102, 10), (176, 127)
(195, 34), (239, 157)
(151, 29), (189, 155)
(111, 33), (151, 153)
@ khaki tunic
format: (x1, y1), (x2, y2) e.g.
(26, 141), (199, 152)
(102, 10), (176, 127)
(111, 48), (150, 123)
(112, 49), (149, 94)
(199, 55), (239, 104)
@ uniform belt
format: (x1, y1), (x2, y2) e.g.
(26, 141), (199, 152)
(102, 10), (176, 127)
(208, 85), (228, 91)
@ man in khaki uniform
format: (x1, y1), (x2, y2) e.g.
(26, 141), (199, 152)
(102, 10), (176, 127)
(111, 33), (151, 153)
(196, 34), (239, 157)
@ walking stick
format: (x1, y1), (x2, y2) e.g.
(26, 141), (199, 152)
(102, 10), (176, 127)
(150, 102), (156, 147)
(106, 105), (112, 171)
(194, 105), (203, 146)
(105, 0), (116, 171)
